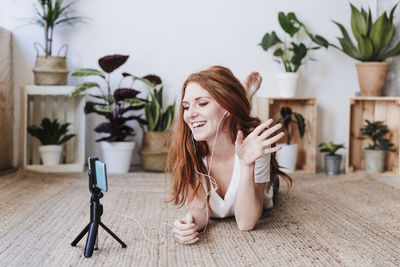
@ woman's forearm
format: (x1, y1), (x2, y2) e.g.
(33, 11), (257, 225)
(235, 163), (264, 230)
(188, 206), (210, 231)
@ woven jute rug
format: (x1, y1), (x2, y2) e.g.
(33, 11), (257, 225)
(0, 170), (399, 266)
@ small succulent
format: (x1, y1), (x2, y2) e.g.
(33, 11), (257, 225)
(319, 142), (345, 155)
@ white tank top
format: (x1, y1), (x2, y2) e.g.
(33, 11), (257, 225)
(206, 153), (272, 218)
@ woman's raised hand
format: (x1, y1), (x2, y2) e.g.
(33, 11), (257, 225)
(235, 119), (285, 166)
(172, 213), (199, 245)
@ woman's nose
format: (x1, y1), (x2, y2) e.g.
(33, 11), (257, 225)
(188, 106), (199, 117)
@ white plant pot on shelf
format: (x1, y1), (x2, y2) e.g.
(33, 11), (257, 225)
(100, 141), (135, 174)
(39, 145), (62, 166)
(276, 72), (299, 97)
(276, 143), (298, 173)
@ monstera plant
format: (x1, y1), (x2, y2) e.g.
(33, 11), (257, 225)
(260, 12), (329, 97)
(330, 3), (400, 96)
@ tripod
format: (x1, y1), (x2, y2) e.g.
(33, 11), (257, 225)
(71, 170), (126, 258)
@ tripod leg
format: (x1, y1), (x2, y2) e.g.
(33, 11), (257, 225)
(94, 232), (99, 250)
(71, 223), (90, 246)
(99, 222), (127, 248)
(84, 222), (99, 258)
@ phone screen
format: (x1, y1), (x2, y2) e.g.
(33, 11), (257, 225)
(95, 160), (108, 192)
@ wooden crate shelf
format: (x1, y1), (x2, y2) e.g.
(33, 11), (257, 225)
(254, 97), (317, 173)
(347, 97), (400, 175)
(19, 86), (86, 172)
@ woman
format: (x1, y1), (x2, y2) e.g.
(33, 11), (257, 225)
(167, 66), (291, 245)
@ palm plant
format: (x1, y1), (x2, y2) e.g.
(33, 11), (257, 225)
(276, 107), (305, 145)
(27, 118), (75, 145)
(319, 142), (345, 155)
(31, 0), (85, 56)
(331, 3), (400, 61)
(359, 120), (395, 151)
(260, 12), (329, 72)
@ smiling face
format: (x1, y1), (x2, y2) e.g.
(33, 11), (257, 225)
(182, 82), (227, 143)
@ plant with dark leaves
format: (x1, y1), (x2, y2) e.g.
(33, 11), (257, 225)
(359, 120), (396, 151)
(276, 107), (305, 145)
(260, 12), (329, 72)
(70, 54), (161, 142)
(27, 118), (75, 145)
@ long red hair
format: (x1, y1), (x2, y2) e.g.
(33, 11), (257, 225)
(166, 66), (291, 207)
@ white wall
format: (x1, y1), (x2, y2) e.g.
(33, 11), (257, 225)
(0, 0), (379, 171)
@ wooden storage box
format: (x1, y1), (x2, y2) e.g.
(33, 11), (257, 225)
(254, 97), (317, 173)
(19, 86), (86, 172)
(347, 97), (400, 175)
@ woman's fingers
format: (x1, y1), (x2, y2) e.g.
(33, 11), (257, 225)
(173, 219), (196, 231)
(259, 123), (282, 139)
(174, 231), (199, 243)
(251, 119), (273, 136)
(264, 145), (282, 154)
(262, 132), (285, 147)
(172, 226), (198, 237)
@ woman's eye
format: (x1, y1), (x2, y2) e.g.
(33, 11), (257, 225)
(199, 102), (208, 106)
(182, 106), (189, 110)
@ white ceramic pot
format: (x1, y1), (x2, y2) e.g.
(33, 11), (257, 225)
(100, 141), (135, 174)
(276, 72), (299, 97)
(275, 143), (298, 173)
(39, 145), (62, 166)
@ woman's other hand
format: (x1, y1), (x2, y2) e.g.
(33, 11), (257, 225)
(235, 119), (284, 166)
(243, 72), (262, 99)
(172, 213), (199, 245)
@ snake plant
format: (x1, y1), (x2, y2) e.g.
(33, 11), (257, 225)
(331, 3), (400, 61)
(144, 85), (175, 132)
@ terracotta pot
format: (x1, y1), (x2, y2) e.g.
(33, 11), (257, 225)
(140, 131), (171, 172)
(355, 62), (389, 96)
(33, 56), (69, 85)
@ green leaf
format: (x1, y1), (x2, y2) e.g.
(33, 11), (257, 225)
(309, 34), (329, 48)
(70, 82), (100, 97)
(121, 98), (145, 108)
(71, 68), (105, 79)
(350, 3), (368, 42)
(389, 3), (398, 23)
(358, 35), (374, 59)
(260, 31), (282, 51)
(278, 12), (300, 37)
(273, 48), (284, 57)
(293, 112), (305, 137)
(94, 104), (114, 113)
(369, 12), (393, 55)
(290, 43), (307, 70)
(332, 21), (360, 58)
(381, 42), (400, 60)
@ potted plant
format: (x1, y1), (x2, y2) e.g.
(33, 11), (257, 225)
(138, 77), (175, 171)
(30, 0), (84, 85)
(275, 107), (305, 172)
(27, 118), (75, 166)
(330, 3), (400, 96)
(260, 12), (329, 97)
(319, 142), (345, 175)
(359, 120), (395, 173)
(70, 54), (163, 174)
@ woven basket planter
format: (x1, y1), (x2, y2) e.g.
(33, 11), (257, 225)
(140, 131), (171, 172)
(32, 56), (69, 85)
